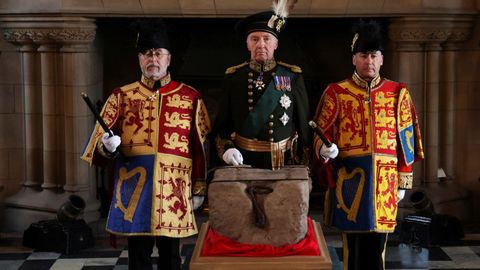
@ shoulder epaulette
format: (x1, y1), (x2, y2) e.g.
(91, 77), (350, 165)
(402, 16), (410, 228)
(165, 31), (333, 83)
(225, 62), (248, 74)
(277, 61), (302, 73)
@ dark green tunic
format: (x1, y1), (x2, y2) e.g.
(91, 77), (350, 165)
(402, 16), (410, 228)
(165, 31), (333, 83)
(214, 60), (311, 169)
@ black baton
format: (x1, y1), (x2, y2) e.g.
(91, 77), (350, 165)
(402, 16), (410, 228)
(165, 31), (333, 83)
(309, 120), (346, 169)
(81, 92), (126, 160)
(308, 120), (332, 147)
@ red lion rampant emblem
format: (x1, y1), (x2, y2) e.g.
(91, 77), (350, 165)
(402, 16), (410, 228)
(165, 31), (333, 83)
(340, 100), (361, 140)
(164, 177), (187, 220)
(125, 98), (145, 134)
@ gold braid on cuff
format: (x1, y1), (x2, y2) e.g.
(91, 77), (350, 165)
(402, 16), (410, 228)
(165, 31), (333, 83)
(398, 172), (413, 189)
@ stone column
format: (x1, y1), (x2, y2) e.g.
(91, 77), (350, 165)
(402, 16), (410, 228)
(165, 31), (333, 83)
(22, 43), (43, 188)
(38, 42), (61, 190)
(441, 44), (457, 180)
(425, 43), (442, 183)
(0, 17), (100, 231)
(3, 40), (42, 188)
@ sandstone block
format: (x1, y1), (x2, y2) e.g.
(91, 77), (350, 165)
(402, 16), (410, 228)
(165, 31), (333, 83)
(208, 166), (311, 247)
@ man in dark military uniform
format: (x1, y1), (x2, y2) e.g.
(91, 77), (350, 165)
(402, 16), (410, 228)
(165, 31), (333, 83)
(214, 11), (310, 170)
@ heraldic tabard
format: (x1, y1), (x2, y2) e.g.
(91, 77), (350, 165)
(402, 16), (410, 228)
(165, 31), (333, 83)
(81, 76), (210, 237)
(315, 74), (424, 233)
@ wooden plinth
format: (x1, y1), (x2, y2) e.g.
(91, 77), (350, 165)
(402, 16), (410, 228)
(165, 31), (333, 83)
(189, 220), (332, 270)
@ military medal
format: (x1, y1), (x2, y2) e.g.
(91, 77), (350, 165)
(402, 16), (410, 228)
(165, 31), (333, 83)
(274, 76), (291, 91)
(254, 72), (266, 90)
(279, 94), (291, 109)
(279, 112), (290, 126)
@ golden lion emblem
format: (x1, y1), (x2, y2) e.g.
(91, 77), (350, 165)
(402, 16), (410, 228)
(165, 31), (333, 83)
(164, 112), (191, 130)
(163, 132), (189, 153)
(166, 94), (193, 109)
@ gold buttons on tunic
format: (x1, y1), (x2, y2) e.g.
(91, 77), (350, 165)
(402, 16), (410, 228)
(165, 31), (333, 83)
(249, 106), (253, 111)
(268, 122), (274, 127)
(269, 114), (274, 119)
(248, 99), (253, 103)
(268, 129), (273, 134)
(248, 79), (253, 83)
(248, 85), (253, 89)
(248, 91), (253, 96)
(248, 72), (253, 77)
(269, 138), (274, 142)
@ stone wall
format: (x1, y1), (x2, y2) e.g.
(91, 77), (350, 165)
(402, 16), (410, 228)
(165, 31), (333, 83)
(455, 17), (480, 220)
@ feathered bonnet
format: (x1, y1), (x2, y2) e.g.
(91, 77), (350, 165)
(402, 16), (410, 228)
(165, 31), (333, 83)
(235, 0), (298, 38)
(350, 20), (384, 54)
(130, 19), (170, 53)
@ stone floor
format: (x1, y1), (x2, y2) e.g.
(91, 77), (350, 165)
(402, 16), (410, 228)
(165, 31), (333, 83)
(0, 209), (479, 270)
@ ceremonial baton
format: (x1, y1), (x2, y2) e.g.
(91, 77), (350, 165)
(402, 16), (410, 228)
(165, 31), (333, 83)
(308, 120), (332, 147)
(308, 120), (346, 170)
(81, 92), (126, 160)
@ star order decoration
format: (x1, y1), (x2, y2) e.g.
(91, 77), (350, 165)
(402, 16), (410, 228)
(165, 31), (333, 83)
(279, 112), (290, 126)
(279, 94), (291, 109)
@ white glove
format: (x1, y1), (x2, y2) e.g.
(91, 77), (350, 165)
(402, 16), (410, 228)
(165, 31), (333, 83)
(101, 132), (121, 153)
(320, 143), (339, 161)
(397, 189), (406, 202)
(222, 148), (243, 166)
(192, 196), (204, 210)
